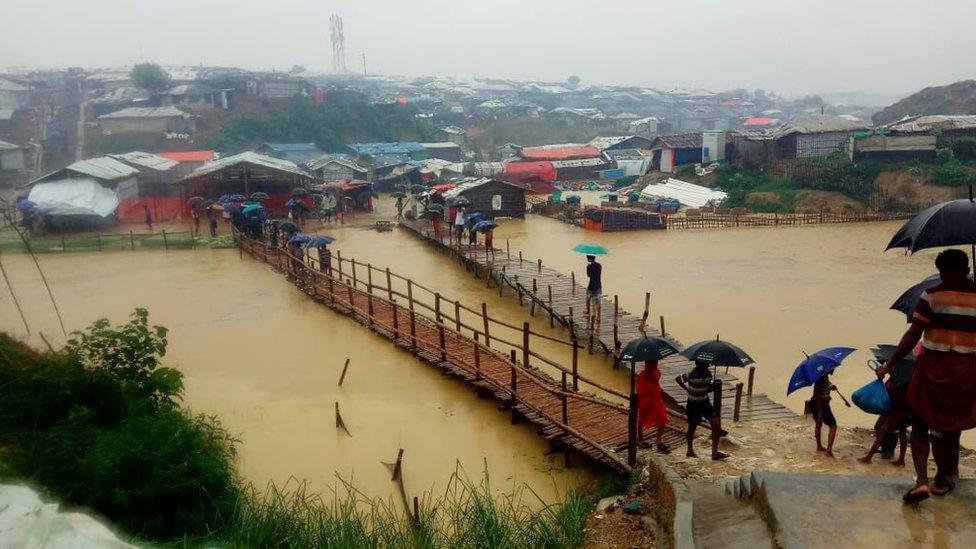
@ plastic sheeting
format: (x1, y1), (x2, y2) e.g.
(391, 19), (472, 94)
(28, 178), (119, 217)
(640, 178), (727, 208)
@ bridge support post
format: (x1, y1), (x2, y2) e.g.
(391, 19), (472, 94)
(409, 309), (417, 349)
(522, 322), (530, 369)
(336, 250), (343, 279)
(747, 366), (755, 396)
(351, 260), (358, 290)
(509, 350), (519, 424)
(392, 301), (399, 338)
(734, 382), (743, 422)
(454, 301), (461, 332)
(627, 363), (639, 467)
(547, 285), (554, 327)
(407, 279), (414, 311)
(435, 293), (442, 323)
(386, 268), (393, 301)
(474, 341), (481, 381)
(481, 303), (490, 346)
(530, 279), (537, 316)
(438, 325), (446, 362)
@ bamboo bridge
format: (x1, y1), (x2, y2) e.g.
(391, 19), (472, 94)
(399, 218), (796, 424)
(235, 232), (694, 472)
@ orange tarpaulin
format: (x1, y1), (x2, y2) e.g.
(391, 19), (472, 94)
(431, 183), (456, 192)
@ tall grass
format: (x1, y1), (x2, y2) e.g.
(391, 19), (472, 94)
(220, 467), (592, 549)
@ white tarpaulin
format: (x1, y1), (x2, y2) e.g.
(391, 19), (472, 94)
(640, 178), (727, 208)
(28, 178), (119, 217)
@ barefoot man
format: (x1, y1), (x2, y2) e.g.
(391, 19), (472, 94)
(585, 254), (602, 330)
(881, 249), (976, 503)
(676, 360), (728, 460)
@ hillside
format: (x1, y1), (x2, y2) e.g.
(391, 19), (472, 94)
(873, 80), (976, 125)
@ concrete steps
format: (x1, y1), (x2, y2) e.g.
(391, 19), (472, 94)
(686, 480), (775, 549)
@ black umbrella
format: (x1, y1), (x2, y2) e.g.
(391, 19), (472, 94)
(886, 187), (976, 272)
(291, 187), (309, 196)
(279, 221), (300, 234)
(620, 336), (680, 363)
(890, 273), (974, 321)
(680, 336), (754, 367)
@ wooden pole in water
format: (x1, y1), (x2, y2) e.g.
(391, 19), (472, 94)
(454, 301), (461, 332)
(391, 449), (403, 481)
(481, 302), (490, 346)
(506, 239), (510, 257)
(530, 279), (537, 316)
(733, 382), (744, 422)
(659, 315), (666, 336)
(537, 258), (542, 272)
(336, 250), (343, 278)
(522, 322), (530, 368)
(338, 357), (351, 386)
(519, 250), (522, 266)
(386, 268), (393, 301)
(366, 291), (374, 326)
(747, 366), (755, 396)
(351, 260), (358, 289)
(571, 271), (575, 293)
(367, 263), (373, 293)
(407, 279), (414, 311)
(434, 292), (442, 323)
(335, 402), (351, 436)
(0, 249), (31, 335)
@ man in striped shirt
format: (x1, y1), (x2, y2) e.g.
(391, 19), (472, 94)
(882, 249), (976, 503)
(676, 361), (728, 460)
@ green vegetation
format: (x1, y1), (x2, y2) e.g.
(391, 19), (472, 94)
(130, 62), (171, 92)
(206, 98), (435, 154)
(0, 310), (239, 541)
(715, 170), (800, 213)
(931, 147), (972, 186)
(0, 310), (602, 547)
(0, 232), (234, 254)
(793, 151), (884, 201)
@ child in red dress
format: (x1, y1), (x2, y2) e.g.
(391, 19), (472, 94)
(637, 360), (670, 453)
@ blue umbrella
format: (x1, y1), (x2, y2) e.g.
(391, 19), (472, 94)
(572, 243), (608, 256)
(16, 200), (37, 211)
(289, 234), (311, 245)
(466, 211), (486, 225)
(471, 220), (498, 233)
(307, 235), (335, 247)
(241, 203), (265, 215)
(228, 194), (246, 202)
(786, 347), (856, 395)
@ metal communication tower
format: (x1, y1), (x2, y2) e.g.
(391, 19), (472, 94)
(330, 14), (347, 74)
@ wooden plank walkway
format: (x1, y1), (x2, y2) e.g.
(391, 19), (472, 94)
(400, 219), (796, 424)
(236, 232), (696, 472)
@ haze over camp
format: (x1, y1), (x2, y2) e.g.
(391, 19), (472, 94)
(3, 1), (976, 547)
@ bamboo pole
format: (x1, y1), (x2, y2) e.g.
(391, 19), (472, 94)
(336, 250), (343, 278)
(733, 382), (744, 422)
(481, 302), (490, 346)
(474, 340), (481, 380)
(407, 279), (415, 311)
(547, 285), (554, 327)
(438, 325), (446, 362)
(435, 292), (442, 323)
(522, 322), (530, 369)
(386, 268), (393, 301)
(338, 358), (351, 386)
(409, 309), (417, 348)
(747, 366), (755, 396)
(454, 301), (461, 332)
(659, 315), (666, 336)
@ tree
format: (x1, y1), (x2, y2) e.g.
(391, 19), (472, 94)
(131, 63), (171, 92)
(289, 65), (307, 75)
(566, 75), (581, 89)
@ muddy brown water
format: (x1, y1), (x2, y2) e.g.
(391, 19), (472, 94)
(2, 199), (972, 501)
(0, 247), (594, 504)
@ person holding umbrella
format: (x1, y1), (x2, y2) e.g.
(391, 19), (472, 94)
(880, 249), (976, 502)
(677, 337), (753, 460)
(453, 205), (467, 247)
(622, 336), (680, 454)
(787, 347), (855, 458)
(207, 205), (219, 237)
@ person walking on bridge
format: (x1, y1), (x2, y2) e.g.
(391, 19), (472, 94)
(585, 255), (602, 330)
(637, 360), (670, 453)
(881, 249), (976, 503)
(207, 207), (218, 237)
(143, 205), (153, 232)
(453, 206), (467, 248)
(676, 360), (728, 460)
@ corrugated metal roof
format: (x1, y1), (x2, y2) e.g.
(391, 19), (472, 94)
(653, 133), (703, 149)
(420, 142), (461, 149)
(441, 177), (493, 200)
(260, 142), (321, 153)
(885, 115), (976, 133)
(604, 148), (647, 160)
(156, 150), (216, 163)
(64, 156), (140, 181)
(0, 109), (14, 121)
(0, 78), (28, 92)
(640, 178), (727, 208)
(588, 136), (635, 150)
(98, 106), (192, 119)
(0, 140), (21, 151)
(551, 157), (610, 168)
(109, 151), (178, 171)
(519, 144), (601, 161)
(774, 115), (868, 136)
(348, 142), (426, 156)
(183, 151), (310, 180)
(437, 125), (466, 135)
(307, 155), (368, 173)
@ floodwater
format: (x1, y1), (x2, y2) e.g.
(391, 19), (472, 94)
(0, 247), (594, 505)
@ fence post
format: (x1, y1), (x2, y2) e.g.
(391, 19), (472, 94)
(571, 271), (575, 293)
(347, 285), (355, 313)
(409, 309), (417, 349)
(336, 250), (343, 278)
(435, 292), (442, 323)
(351, 260), (358, 289)
(438, 324), (446, 362)
(327, 275), (335, 304)
(530, 279), (537, 316)
(627, 365), (639, 467)
(537, 258), (542, 272)
(407, 279), (414, 311)
(474, 341), (481, 380)
(392, 300), (399, 338)
(659, 315), (666, 336)
(481, 302), (490, 346)
(509, 350), (518, 424)
(367, 263), (373, 293)
(162, 230), (168, 250)
(547, 285), (554, 327)
(386, 268), (393, 301)
(522, 322), (530, 369)
(734, 382), (744, 422)
(506, 239), (510, 257)
(519, 250), (522, 266)
(454, 301), (461, 332)
(747, 366), (756, 396)
(366, 291), (374, 327)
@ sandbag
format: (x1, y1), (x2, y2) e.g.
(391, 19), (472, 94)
(852, 379), (891, 415)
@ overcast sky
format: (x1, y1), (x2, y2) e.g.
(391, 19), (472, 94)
(3, 0), (974, 97)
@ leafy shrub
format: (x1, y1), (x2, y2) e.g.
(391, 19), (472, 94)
(0, 310), (239, 541)
(932, 161), (970, 186)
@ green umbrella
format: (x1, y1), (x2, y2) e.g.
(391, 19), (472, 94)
(572, 243), (608, 256)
